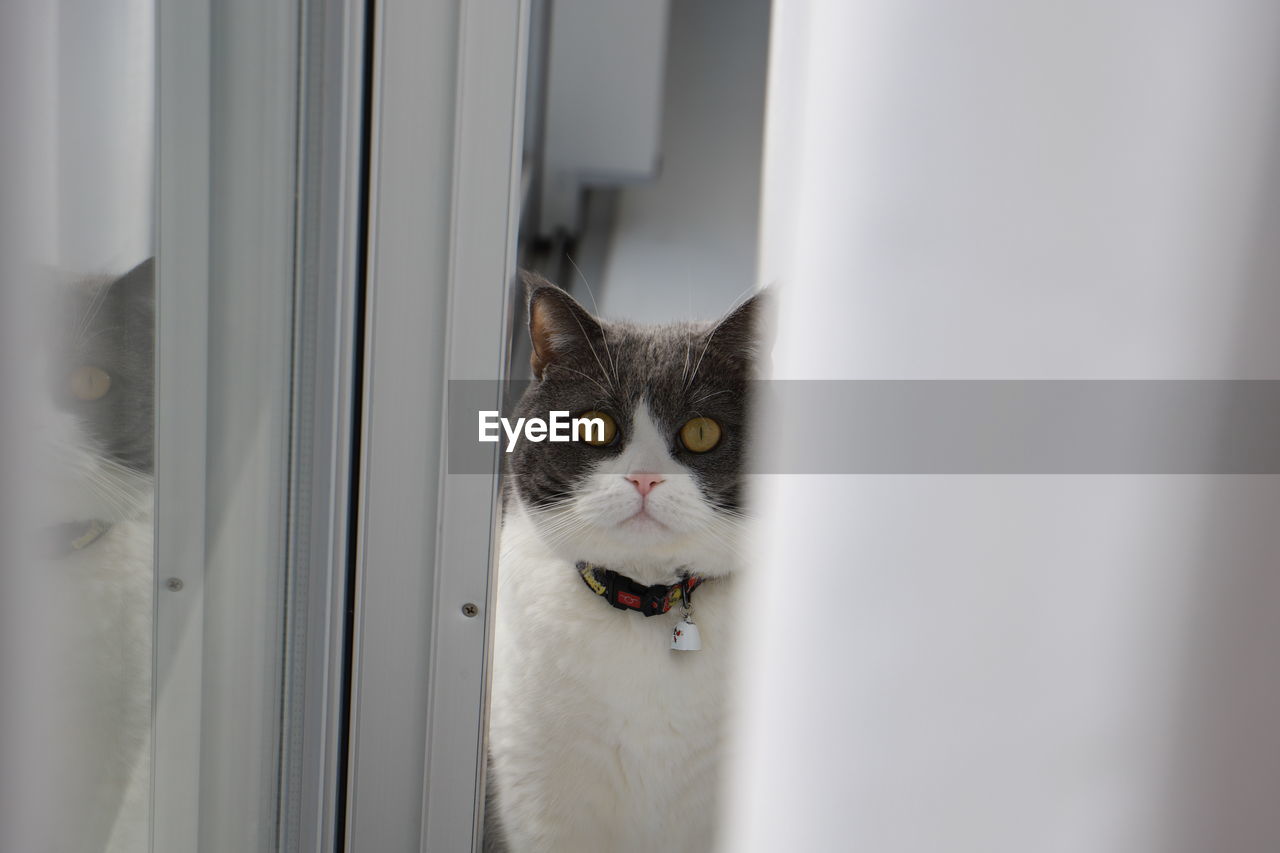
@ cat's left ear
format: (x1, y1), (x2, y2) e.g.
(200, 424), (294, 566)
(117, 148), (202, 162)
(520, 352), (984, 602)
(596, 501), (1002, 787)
(522, 270), (606, 380)
(706, 288), (773, 369)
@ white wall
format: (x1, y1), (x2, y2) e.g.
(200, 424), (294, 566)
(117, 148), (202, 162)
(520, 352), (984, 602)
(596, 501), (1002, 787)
(600, 0), (771, 323)
(724, 2), (1280, 852)
(56, 0), (154, 272)
(540, 0), (669, 234)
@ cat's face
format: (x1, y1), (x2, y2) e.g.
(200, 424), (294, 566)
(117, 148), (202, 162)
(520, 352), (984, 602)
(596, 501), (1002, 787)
(36, 259), (155, 525)
(509, 275), (761, 581)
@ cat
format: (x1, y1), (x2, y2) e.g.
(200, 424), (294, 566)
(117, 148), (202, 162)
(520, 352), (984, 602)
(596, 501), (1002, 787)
(36, 258), (155, 852)
(487, 273), (762, 853)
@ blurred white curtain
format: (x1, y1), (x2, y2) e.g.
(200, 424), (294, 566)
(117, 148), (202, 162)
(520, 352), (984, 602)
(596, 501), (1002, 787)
(1, 9), (67, 853)
(725, 2), (1280, 852)
(0, 3), (152, 850)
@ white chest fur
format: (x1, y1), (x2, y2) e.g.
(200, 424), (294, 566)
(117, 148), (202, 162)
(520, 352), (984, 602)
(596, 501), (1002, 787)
(489, 509), (734, 853)
(59, 512), (154, 853)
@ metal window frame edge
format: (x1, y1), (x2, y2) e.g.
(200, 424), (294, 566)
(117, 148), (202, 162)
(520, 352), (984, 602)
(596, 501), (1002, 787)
(152, 0), (211, 849)
(346, 0), (528, 850)
(280, 0), (370, 850)
(424, 1), (530, 850)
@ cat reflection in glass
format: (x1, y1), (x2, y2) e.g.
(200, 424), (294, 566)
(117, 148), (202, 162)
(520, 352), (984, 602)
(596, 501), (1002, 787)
(488, 274), (762, 853)
(41, 259), (154, 853)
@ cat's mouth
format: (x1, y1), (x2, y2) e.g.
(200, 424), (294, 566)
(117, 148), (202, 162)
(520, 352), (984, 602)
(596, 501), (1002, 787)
(619, 508), (670, 532)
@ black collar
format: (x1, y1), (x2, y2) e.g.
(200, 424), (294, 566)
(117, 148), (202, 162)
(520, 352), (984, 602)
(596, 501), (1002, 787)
(577, 561), (704, 617)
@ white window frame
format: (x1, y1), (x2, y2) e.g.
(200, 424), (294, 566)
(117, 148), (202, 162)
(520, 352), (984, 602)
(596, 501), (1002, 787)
(153, 0), (211, 848)
(346, 1), (527, 851)
(154, 0), (526, 848)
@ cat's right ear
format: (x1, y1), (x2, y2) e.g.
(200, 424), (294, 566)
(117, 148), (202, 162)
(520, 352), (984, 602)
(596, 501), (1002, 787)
(109, 257), (155, 311)
(523, 271), (603, 380)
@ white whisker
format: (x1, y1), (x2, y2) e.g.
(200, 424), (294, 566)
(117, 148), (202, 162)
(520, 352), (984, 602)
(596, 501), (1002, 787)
(566, 254), (621, 391)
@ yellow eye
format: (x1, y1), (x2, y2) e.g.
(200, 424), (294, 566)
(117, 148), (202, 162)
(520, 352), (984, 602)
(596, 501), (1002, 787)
(680, 417), (722, 453)
(575, 410), (618, 446)
(70, 366), (111, 401)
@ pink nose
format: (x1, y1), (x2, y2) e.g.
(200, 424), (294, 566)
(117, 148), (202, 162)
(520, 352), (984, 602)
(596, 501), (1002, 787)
(626, 473), (665, 496)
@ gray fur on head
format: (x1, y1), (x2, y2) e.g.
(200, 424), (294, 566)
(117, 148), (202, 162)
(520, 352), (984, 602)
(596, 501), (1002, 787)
(61, 258), (155, 474)
(509, 271), (762, 517)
